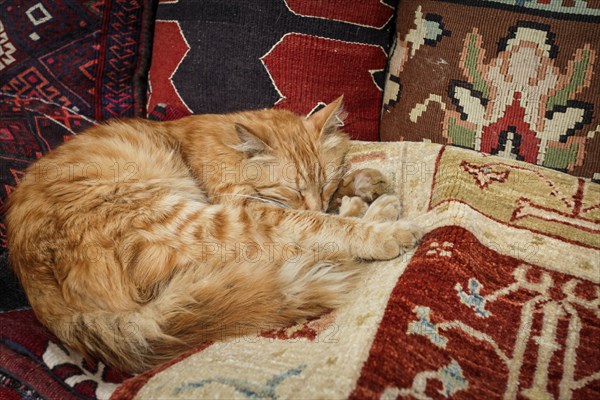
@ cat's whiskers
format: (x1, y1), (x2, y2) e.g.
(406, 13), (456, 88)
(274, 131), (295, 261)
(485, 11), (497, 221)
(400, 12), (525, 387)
(340, 166), (355, 180)
(215, 193), (290, 209)
(323, 163), (345, 183)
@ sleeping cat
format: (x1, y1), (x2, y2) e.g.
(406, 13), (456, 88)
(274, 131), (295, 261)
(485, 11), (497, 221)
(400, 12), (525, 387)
(6, 97), (422, 373)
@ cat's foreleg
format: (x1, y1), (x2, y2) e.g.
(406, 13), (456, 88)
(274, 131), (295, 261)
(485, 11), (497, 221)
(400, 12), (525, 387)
(250, 203), (422, 261)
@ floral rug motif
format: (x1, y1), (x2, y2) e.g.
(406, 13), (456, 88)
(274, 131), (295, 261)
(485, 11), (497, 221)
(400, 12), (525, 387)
(381, 0), (600, 180)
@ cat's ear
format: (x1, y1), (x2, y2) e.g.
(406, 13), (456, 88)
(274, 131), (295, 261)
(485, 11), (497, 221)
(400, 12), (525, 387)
(231, 123), (270, 157)
(308, 95), (347, 136)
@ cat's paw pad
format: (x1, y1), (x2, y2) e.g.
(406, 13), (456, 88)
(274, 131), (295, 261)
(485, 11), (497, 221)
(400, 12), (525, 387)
(333, 169), (388, 208)
(348, 169), (388, 203)
(339, 196), (368, 218)
(390, 220), (424, 249)
(364, 194), (402, 222)
(366, 220), (424, 260)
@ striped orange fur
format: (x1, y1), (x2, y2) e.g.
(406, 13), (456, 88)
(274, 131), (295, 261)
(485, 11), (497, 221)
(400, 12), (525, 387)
(7, 98), (422, 373)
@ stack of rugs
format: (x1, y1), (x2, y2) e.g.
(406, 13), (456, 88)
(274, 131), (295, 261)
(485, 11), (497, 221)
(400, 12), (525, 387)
(1, 0), (598, 399)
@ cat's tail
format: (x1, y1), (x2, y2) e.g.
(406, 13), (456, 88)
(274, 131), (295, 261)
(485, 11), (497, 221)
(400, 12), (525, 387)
(59, 254), (361, 373)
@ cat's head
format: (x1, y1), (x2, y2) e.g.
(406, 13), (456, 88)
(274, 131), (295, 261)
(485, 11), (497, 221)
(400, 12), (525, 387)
(231, 97), (350, 211)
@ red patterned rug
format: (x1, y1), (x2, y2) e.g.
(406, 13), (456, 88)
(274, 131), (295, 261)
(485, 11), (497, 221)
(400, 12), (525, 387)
(351, 226), (599, 399)
(147, 0), (396, 140)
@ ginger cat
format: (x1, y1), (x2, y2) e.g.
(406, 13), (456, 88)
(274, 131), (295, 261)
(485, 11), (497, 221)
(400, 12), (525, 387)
(7, 97), (422, 373)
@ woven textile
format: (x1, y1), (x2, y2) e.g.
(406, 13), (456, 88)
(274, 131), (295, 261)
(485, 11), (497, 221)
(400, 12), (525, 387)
(380, 0), (600, 180)
(0, 0), (156, 120)
(0, 310), (130, 399)
(147, 0), (397, 140)
(110, 142), (599, 399)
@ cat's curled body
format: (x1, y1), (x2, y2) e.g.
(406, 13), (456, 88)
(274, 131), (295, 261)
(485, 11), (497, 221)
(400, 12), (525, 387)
(7, 98), (422, 373)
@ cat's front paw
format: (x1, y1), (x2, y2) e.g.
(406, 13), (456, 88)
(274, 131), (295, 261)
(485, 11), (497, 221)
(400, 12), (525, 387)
(339, 196), (368, 218)
(361, 220), (423, 260)
(363, 194), (402, 222)
(390, 220), (424, 249)
(349, 168), (388, 203)
(331, 169), (388, 209)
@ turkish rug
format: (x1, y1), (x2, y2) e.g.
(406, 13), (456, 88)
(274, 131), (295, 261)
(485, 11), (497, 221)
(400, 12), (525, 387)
(380, 0), (600, 180)
(147, 0), (397, 140)
(0, 0), (156, 121)
(111, 142), (599, 400)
